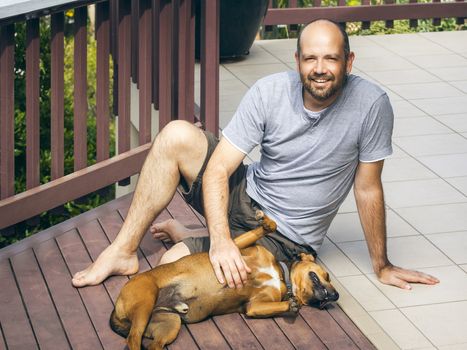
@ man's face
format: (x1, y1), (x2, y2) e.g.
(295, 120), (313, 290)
(295, 23), (354, 104)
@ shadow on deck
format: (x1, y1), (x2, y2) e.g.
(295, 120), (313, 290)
(0, 192), (376, 350)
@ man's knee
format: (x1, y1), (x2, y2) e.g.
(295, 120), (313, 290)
(159, 242), (191, 265)
(156, 120), (201, 151)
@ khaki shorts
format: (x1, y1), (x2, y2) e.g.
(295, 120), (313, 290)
(180, 131), (316, 262)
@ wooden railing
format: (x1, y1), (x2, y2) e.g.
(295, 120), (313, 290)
(1, 0), (466, 231)
(264, 0), (466, 29)
(0, 0), (219, 229)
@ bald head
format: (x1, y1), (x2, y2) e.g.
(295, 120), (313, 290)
(296, 19), (350, 61)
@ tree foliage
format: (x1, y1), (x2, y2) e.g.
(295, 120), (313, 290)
(262, 0), (466, 39)
(1, 12), (115, 248)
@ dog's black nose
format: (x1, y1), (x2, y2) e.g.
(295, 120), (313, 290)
(328, 290), (339, 301)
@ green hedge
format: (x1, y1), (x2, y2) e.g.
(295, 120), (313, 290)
(262, 0), (466, 39)
(1, 13), (116, 248)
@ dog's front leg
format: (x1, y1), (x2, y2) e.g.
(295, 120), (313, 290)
(234, 211), (277, 249)
(245, 299), (300, 318)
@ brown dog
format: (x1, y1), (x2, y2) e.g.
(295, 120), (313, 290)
(110, 212), (339, 350)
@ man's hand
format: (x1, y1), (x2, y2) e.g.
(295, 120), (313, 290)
(209, 237), (251, 289)
(377, 263), (439, 290)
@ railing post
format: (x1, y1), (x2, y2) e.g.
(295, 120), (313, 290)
(96, 1), (111, 162)
(131, 0), (139, 85)
(0, 24), (15, 200)
(139, 0), (153, 144)
(118, 0), (132, 155)
(432, 0), (441, 26)
(178, 0), (195, 122)
(159, 0), (174, 129)
(385, 0), (395, 28)
(337, 0), (346, 28)
(73, 6), (88, 171)
(456, 0), (465, 25)
(110, 0), (119, 116)
(152, 0), (160, 111)
(288, 0), (298, 32)
(409, 0), (418, 28)
(200, 0), (220, 136)
(26, 18), (40, 190)
(51, 13), (65, 180)
(361, 0), (370, 30)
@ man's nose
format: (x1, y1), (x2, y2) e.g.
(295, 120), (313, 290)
(314, 59), (325, 75)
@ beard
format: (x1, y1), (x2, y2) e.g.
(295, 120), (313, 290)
(300, 67), (347, 102)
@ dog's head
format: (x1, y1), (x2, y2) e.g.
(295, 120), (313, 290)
(290, 253), (339, 309)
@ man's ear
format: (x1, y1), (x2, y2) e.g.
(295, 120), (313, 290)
(295, 51), (300, 72)
(346, 51), (355, 74)
(299, 253), (315, 262)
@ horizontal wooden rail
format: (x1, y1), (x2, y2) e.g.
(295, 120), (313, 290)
(0, 144), (151, 229)
(264, 2), (467, 25)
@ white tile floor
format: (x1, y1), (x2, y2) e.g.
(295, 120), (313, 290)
(196, 30), (467, 349)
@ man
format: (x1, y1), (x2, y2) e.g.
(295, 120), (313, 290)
(72, 19), (438, 290)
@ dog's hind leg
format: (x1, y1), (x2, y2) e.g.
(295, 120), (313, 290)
(234, 211), (277, 249)
(144, 312), (182, 350)
(126, 294), (157, 350)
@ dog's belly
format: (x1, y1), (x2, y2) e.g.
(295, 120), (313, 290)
(156, 282), (250, 323)
(152, 247), (282, 323)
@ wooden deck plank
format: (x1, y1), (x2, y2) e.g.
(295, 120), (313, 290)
(242, 316), (295, 350)
(212, 314), (262, 350)
(328, 305), (376, 350)
(56, 229), (126, 349)
(183, 321), (231, 350)
(0, 324), (6, 350)
(10, 249), (71, 349)
(167, 326), (200, 350)
(76, 217), (131, 304)
(34, 238), (103, 350)
(0, 192), (376, 350)
(0, 260), (38, 349)
(274, 314), (327, 350)
(300, 305), (359, 349)
(167, 190), (205, 228)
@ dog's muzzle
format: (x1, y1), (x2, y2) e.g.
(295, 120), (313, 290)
(309, 272), (339, 309)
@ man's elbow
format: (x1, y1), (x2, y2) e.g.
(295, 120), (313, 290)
(203, 161), (229, 184)
(353, 182), (384, 202)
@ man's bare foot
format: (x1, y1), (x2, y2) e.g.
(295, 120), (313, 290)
(150, 219), (190, 243)
(71, 245), (139, 288)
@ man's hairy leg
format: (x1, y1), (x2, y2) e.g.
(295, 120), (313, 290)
(72, 121), (208, 287)
(150, 219), (209, 243)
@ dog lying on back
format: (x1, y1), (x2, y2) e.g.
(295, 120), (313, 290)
(110, 211), (339, 350)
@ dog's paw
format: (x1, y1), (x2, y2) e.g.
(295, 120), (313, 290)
(288, 297), (301, 313)
(255, 210), (265, 222)
(174, 302), (189, 314)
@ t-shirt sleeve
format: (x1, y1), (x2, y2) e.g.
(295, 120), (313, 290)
(359, 93), (394, 162)
(222, 83), (266, 154)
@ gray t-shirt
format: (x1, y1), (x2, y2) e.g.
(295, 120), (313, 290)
(223, 71), (394, 251)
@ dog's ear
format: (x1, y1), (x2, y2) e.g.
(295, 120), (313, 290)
(299, 253), (315, 262)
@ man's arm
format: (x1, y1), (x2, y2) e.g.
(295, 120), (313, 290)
(203, 137), (251, 289)
(353, 160), (439, 289)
